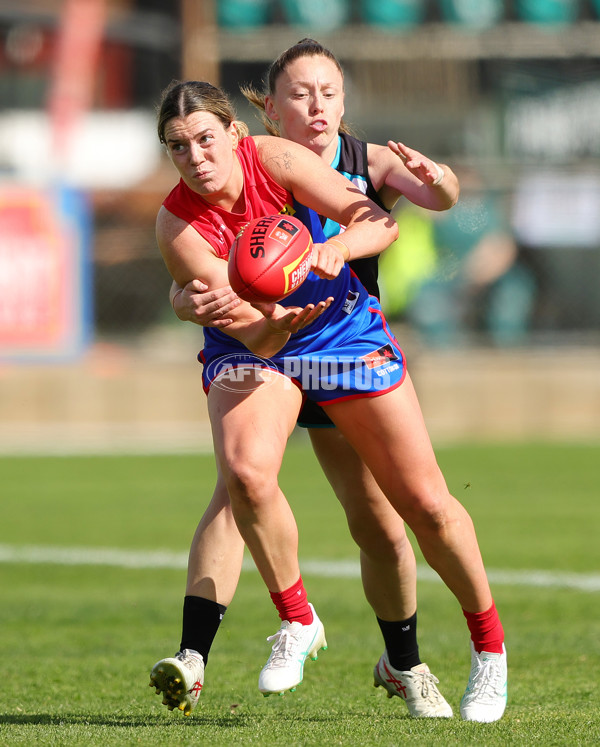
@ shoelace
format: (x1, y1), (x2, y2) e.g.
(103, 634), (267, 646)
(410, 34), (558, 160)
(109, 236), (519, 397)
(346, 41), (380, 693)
(266, 628), (299, 668)
(414, 670), (444, 702)
(469, 657), (503, 702)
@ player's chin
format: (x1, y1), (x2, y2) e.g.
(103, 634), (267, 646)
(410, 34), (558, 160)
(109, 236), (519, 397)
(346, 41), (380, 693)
(305, 130), (333, 148)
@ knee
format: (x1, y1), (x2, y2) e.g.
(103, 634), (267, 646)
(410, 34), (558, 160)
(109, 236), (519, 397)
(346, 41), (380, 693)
(346, 506), (410, 562)
(403, 488), (462, 538)
(366, 527), (412, 566)
(223, 461), (276, 509)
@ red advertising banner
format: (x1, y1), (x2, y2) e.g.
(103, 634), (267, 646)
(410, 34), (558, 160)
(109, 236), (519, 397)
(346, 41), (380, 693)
(0, 184), (91, 361)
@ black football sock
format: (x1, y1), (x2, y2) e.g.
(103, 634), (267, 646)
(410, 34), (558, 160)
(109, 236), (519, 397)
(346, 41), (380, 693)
(377, 611), (421, 671)
(180, 595), (227, 666)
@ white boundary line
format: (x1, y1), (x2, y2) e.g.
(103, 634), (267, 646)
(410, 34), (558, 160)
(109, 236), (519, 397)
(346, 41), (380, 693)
(0, 544), (598, 592)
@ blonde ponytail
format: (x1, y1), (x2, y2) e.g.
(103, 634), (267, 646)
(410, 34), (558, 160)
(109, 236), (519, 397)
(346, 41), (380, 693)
(240, 84), (280, 137)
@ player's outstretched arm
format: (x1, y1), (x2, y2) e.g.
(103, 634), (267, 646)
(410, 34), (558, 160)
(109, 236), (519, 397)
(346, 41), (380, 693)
(371, 141), (459, 212)
(256, 136), (398, 263)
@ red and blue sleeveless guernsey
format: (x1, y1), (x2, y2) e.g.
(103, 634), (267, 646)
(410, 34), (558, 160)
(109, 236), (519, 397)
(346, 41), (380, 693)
(162, 136), (406, 406)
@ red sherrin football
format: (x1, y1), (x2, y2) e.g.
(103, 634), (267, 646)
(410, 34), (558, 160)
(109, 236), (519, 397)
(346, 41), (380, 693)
(228, 214), (313, 303)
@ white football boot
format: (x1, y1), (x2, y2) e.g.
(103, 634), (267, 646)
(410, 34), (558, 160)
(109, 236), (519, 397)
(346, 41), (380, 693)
(374, 650), (453, 718)
(460, 642), (507, 722)
(258, 603), (327, 695)
(149, 649), (205, 716)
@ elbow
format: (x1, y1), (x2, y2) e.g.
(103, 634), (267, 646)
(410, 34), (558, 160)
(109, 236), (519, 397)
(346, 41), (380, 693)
(447, 190), (460, 210)
(437, 197), (458, 212)
(432, 174), (460, 211)
(431, 190), (459, 212)
(444, 182), (460, 211)
(243, 336), (265, 356)
(247, 341), (269, 357)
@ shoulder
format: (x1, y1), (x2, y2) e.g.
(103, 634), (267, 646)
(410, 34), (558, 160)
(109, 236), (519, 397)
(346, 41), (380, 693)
(243, 135), (295, 174)
(156, 205), (217, 260)
(157, 204), (187, 235)
(156, 205), (200, 246)
(367, 143), (398, 174)
(366, 141), (399, 188)
(237, 134), (257, 153)
(254, 134), (306, 161)
(254, 135), (322, 185)
(366, 141), (392, 162)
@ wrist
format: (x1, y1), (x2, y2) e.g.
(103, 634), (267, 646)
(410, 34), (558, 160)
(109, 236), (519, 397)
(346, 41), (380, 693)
(171, 288), (184, 312)
(432, 162), (445, 186)
(326, 237), (351, 262)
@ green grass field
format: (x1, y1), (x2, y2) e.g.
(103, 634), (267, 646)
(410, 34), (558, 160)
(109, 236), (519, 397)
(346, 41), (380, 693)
(1, 438), (599, 745)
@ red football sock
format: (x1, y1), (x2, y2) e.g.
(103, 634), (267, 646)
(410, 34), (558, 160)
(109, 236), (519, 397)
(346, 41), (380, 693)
(270, 576), (313, 626)
(463, 601), (504, 654)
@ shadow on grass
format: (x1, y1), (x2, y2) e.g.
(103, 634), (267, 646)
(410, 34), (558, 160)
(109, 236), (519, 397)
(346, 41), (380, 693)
(0, 708), (408, 728)
(0, 712), (256, 728)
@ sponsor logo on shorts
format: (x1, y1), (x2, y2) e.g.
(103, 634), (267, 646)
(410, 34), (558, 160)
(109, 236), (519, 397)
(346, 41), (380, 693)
(361, 344), (399, 369)
(342, 290), (359, 315)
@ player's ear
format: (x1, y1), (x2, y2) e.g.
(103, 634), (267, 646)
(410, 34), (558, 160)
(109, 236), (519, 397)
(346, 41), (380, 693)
(265, 95), (279, 121)
(229, 121), (239, 149)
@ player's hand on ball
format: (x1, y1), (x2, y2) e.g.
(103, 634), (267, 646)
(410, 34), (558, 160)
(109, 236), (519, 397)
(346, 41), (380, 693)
(252, 297), (334, 333)
(175, 279), (241, 327)
(310, 243), (346, 280)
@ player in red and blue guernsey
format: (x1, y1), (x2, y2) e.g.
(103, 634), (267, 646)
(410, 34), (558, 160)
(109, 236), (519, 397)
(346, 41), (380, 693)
(151, 72), (506, 725)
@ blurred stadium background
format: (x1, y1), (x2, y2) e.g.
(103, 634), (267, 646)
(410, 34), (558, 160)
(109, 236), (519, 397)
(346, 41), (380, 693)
(1, 0), (599, 454)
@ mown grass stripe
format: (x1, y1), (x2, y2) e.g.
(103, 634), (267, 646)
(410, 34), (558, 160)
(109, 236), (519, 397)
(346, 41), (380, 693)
(0, 543), (598, 592)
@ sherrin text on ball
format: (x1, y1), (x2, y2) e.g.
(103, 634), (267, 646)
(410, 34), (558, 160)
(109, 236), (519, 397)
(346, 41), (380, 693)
(228, 214), (313, 303)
